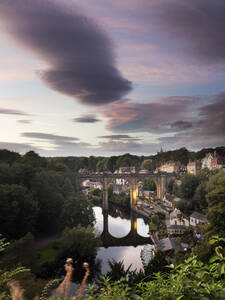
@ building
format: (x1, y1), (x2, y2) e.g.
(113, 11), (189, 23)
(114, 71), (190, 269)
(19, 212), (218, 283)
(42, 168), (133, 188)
(82, 179), (102, 190)
(201, 151), (225, 171)
(187, 160), (202, 175)
(114, 166), (137, 174)
(159, 161), (181, 173)
(169, 208), (189, 227)
(139, 169), (149, 174)
(163, 193), (181, 208)
(157, 237), (185, 257)
(211, 155), (225, 171)
(167, 208), (189, 235)
(190, 212), (209, 226)
(78, 168), (88, 174)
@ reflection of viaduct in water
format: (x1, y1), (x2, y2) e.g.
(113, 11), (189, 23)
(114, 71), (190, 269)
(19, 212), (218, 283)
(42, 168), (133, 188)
(77, 173), (174, 211)
(77, 173), (174, 247)
(101, 210), (152, 247)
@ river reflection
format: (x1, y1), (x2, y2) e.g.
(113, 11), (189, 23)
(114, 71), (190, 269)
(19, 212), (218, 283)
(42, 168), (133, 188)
(93, 206), (150, 274)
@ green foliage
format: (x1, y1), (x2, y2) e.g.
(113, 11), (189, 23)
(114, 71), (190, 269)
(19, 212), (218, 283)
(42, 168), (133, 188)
(0, 235), (29, 298)
(191, 181), (207, 212)
(167, 179), (174, 194)
(40, 279), (61, 300)
(0, 184), (38, 239)
(59, 225), (101, 259)
(180, 174), (200, 199)
(60, 193), (95, 229)
(0, 233), (35, 269)
(206, 171), (225, 237)
(106, 260), (132, 282)
(34, 225), (101, 279)
(116, 153), (140, 168)
(141, 159), (155, 172)
(88, 277), (134, 299)
(0, 149), (20, 165)
(0, 150), (85, 239)
(143, 178), (156, 191)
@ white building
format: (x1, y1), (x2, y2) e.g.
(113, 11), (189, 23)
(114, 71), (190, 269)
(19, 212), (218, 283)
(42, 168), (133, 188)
(201, 153), (214, 170)
(169, 208), (189, 227)
(82, 180), (102, 190)
(190, 212), (209, 226)
(167, 208), (189, 235)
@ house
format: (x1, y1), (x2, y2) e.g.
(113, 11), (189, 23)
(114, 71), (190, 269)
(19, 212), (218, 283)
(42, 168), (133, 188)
(159, 161), (181, 173)
(187, 160), (202, 175)
(167, 224), (188, 235)
(163, 193), (181, 208)
(201, 151), (225, 171)
(169, 208), (189, 226)
(82, 180), (102, 190)
(114, 166), (137, 174)
(211, 155), (225, 171)
(157, 237), (185, 256)
(167, 208), (189, 235)
(190, 212), (209, 226)
(163, 193), (174, 208)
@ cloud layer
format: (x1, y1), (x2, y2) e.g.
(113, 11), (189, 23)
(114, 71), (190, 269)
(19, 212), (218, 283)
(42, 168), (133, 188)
(0, 108), (28, 116)
(99, 93), (225, 150)
(73, 115), (100, 123)
(0, 0), (132, 105)
(145, 0), (225, 63)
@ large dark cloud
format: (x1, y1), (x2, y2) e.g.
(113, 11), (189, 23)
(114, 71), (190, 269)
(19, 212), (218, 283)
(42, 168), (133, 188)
(73, 115), (100, 123)
(147, 0), (225, 63)
(0, 0), (131, 105)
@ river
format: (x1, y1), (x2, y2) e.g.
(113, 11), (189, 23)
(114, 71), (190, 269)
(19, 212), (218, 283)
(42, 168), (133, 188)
(93, 206), (150, 274)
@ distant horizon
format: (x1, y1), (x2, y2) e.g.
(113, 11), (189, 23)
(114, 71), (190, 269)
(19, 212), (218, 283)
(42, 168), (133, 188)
(0, 0), (224, 156)
(1, 145), (225, 159)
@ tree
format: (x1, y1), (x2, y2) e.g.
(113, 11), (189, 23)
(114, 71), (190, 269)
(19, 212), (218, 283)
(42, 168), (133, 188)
(206, 171), (225, 236)
(167, 179), (174, 194)
(180, 174), (200, 199)
(143, 179), (156, 191)
(141, 159), (155, 172)
(0, 184), (38, 239)
(60, 193), (95, 229)
(191, 181), (207, 212)
(31, 170), (65, 233)
(0, 163), (13, 184)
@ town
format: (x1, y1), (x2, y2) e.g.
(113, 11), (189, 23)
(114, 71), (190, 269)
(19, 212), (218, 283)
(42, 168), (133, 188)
(78, 150), (225, 264)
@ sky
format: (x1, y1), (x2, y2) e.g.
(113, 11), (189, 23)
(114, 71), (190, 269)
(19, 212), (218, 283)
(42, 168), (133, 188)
(0, 0), (224, 157)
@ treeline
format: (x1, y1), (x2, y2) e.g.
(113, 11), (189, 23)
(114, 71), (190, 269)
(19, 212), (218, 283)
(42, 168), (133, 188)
(50, 146), (225, 172)
(0, 150), (94, 240)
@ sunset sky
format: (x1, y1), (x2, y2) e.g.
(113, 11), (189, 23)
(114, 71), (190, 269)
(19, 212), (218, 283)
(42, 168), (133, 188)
(0, 0), (225, 156)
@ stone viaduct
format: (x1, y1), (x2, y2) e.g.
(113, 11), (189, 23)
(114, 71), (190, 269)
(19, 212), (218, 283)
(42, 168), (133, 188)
(77, 172), (175, 211)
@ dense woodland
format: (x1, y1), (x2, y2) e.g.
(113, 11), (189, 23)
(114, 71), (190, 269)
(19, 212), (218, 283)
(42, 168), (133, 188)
(0, 147), (225, 299)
